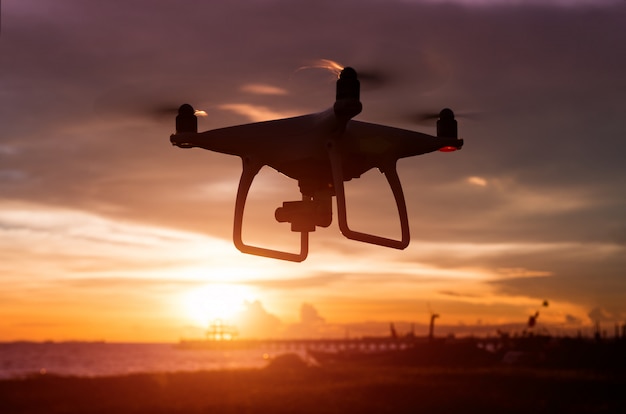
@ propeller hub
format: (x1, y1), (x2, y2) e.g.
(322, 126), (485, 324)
(439, 108), (455, 120)
(437, 107), (457, 139)
(339, 67), (358, 80)
(336, 68), (360, 101)
(176, 103), (198, 134)
(178, 103), (195, 116)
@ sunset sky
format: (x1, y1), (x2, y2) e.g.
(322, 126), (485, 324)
(1, 0), (625, 342)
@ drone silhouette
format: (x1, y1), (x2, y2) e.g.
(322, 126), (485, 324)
(170, 66), (463, 262)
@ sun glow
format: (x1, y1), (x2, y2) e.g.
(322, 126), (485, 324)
(182, 283), (256, 326)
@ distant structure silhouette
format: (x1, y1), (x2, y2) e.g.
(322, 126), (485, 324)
(528, 299), (549, 328)
(390, 323), (398, 339)
(429, 313), (439, 342)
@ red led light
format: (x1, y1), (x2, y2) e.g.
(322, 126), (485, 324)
(438, 146), (457, 152)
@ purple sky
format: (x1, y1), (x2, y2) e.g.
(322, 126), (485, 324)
(1, 0), (625, 341)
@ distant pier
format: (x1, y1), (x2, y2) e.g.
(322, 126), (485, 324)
(177, 337), (436, 351)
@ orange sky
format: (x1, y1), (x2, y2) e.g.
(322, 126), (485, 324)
(1, 203), (584, 341)
(1, 0), (625, 342)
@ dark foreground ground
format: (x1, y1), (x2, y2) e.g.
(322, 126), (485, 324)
(1, 361), (625, 413)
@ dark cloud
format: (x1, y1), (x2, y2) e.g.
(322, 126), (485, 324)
(438, 290), (481, 298)
(3, 1), (625, 240)
(565, 314), (583, 325)
(587, 306), (625, 324)
(489, 267), (626, 312)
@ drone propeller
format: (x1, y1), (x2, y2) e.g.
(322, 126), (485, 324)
(409, 109), (480, 126)
(150, 105), (183, 120)
(296, 59), (391, 90)
(128, 104), (207, 128)
(174, 103), (209, 133)
(93, 82), (209, 123)
(152, 104), (207, 120)
(351, 67), (389, 90)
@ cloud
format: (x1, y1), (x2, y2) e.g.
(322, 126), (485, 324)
(250, 274), (342, 289)
(240, 83), (289, 96)
(0, 202), (297, 286)
(467, 176), (488, 187)
(282, 302), (349, 338)
(236, 300), (282, 338)
(489, 265), (626, 313)
(564, 314), (582, 325)
(587, 306), (624, 324)
(416, 0), (622, 6)
(4, 1), (625, 245)
(299, 303), (326, 324)
(495, 268), (553, 279)
(438, 290), (481, 298)
(218, 103), (300, 122)
(57, 277), (204, 290)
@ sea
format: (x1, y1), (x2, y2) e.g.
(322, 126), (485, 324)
(0, 342), (302, 379)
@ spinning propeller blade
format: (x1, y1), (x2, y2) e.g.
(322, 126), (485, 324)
(296, 59), (391, 90)
(409, 109), (481, 126)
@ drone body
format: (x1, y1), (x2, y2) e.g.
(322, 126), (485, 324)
(170, 67), (463, 262)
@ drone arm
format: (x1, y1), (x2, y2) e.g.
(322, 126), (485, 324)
(328, 142), (410, 250)
(233, 158), (309, 262)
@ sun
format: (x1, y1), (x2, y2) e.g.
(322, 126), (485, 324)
(182, 283), (255, 326)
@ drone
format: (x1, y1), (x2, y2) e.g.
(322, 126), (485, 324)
(170, 66), (463, 262)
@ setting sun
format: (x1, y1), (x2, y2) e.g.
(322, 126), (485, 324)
(182, 284), (256, 326)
